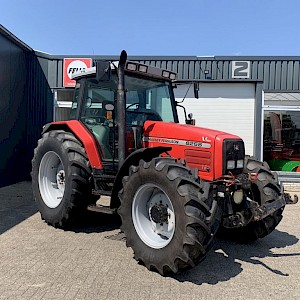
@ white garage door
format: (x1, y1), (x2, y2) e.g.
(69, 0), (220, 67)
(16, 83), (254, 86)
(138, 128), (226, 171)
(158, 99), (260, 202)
(176, 83), (255, 156)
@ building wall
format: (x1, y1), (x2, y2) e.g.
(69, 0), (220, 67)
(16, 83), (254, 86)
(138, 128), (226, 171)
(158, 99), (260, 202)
(25, 54), (53, 179)
(33, 52), (300, 182)
(36, 52), (300, 91)
(176, 82), (256, 155)
(0, 34), (28, 186)
(140, 58), (300, 90)
(0, 34), (53, 187)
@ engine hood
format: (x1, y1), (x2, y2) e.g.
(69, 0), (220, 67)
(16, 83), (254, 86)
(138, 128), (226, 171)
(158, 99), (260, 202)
(143, 121), (241, 145)
(143, 121), (244, 181)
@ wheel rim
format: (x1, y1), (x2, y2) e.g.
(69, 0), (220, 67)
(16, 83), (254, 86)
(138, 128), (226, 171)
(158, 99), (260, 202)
(38, 151), (65, 208)
(132, 183), (175, 249)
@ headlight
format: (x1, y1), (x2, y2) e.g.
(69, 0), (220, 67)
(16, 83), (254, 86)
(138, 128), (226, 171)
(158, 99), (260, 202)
(162, 70), (170, 78)
(227, 160), (235, 169)
(169, 73), (176, 80)
(236, 159), (244, 168)
(138, 65), (148, 73)
(127, 63), (137, 71)
(233, 190), (244, 204)
(223, 139), (245, 174)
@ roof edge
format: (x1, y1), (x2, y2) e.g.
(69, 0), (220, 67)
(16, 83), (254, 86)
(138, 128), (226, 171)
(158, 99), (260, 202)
(34, 51), (300, 62)
(0, 24), (32, 52)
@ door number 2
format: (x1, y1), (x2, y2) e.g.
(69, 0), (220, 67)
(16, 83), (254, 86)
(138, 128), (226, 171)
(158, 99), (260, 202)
(232, 61), (250, 79)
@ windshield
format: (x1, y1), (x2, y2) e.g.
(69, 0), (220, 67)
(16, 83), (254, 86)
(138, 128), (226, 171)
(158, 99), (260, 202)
(70, 74), (176, 123)
(124, 74), (175, 122)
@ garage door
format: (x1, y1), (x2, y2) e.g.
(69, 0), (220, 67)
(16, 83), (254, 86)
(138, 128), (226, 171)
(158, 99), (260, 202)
(176, 83), (255, 156)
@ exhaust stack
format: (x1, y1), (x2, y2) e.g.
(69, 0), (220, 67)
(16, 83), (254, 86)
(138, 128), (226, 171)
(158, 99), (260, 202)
(117, 50), (127, 169)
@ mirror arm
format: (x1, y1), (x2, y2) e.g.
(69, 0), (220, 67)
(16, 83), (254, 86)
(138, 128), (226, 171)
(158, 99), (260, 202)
(176, 103), (188, 121)
(176, 103), (196, 125)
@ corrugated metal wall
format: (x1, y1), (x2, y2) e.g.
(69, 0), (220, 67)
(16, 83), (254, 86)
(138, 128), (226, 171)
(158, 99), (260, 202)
(0, 34), (28, 187)
(25, 54), (53, 177)
(133, 58), (300, 90)
(38, 53), (300, 91)
(0, 35), (53, 187)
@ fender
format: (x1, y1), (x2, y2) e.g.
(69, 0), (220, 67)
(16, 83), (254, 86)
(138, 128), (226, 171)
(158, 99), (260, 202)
(110, 146), (171, 209)
(42, 120), (102, 169)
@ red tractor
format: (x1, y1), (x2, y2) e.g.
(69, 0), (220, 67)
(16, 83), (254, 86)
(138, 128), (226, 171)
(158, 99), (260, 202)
(31, 51), (296, 275)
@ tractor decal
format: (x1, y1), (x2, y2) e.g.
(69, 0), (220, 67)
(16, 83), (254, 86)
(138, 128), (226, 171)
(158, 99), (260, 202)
(143, 136), (211, 149)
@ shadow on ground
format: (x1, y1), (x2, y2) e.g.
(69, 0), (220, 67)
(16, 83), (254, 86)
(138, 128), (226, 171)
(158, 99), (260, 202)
(70, 211), (121, 234)
(0, 181), (120, 235)
(1, 182), (299, 286)
(173, 230), (299, 285)
(0, 181), (37, 234)
(71, 212), (300, 285)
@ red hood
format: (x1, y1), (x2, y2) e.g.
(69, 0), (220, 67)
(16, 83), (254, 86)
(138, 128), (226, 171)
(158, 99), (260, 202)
(143, 121), (241, 142)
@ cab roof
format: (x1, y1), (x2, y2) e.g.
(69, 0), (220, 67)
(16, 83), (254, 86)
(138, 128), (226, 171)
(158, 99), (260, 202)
(71, 60), (176, 82)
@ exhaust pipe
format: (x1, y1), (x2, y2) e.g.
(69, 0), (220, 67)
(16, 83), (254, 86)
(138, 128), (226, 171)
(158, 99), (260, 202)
(117, 50), (127, 169)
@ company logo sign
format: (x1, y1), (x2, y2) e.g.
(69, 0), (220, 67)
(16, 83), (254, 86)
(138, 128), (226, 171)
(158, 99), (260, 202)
(63, 58), (92, 87)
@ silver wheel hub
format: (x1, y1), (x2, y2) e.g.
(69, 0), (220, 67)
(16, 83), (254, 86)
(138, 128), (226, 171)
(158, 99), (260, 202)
(132, 183), (175, 249)
(150, 203), (169, 224)
(38, 151), (66, 208)
(56, 169), (65, 191)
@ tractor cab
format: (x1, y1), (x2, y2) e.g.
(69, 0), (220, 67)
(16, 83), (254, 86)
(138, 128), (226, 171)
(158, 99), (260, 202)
(70, 61), (178, 164)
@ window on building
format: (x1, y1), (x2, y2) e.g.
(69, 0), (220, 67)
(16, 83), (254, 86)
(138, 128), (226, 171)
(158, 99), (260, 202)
(263, 110), (300, 172)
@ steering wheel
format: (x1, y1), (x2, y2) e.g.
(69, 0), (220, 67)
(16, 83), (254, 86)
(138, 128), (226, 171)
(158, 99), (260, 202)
(126, 109), (162, 127)
(126, 102), (139, 110)
(137, 109), (162, 121)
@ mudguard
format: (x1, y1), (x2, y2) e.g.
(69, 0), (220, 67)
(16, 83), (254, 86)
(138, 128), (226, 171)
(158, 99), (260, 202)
(110, 146), (171, 209)
(42, 120), (102, 169)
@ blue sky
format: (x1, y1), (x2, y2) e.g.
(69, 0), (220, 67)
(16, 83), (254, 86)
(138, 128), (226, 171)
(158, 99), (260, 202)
(1, 0), (300, 56)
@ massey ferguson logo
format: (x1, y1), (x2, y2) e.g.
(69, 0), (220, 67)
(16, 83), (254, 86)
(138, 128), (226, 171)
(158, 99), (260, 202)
(233, 144), (240, 151)
(63, 58), (92, 87)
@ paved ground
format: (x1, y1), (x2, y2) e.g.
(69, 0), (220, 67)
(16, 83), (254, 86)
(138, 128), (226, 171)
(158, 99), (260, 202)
(0, 182), (299, 300)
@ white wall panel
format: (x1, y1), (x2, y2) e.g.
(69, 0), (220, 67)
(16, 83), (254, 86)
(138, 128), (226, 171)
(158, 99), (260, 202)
(175, 83), (255, 155)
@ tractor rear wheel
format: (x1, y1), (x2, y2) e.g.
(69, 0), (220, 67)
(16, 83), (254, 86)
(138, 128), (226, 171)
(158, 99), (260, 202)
(221, 157), (284, 242)
(31, 130), (94, 228)
(118, 157), (218, 275)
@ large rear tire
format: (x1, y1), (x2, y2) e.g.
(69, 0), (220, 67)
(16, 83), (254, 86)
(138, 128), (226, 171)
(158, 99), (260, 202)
(118, 157), (218, 275)
(32, 130), (94, 228)
(221, 157), (284, 242)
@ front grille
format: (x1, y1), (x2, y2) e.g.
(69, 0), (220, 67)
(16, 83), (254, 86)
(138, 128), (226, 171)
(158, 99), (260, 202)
(223, 139), (245, 175)
(185, 149), (211, 172)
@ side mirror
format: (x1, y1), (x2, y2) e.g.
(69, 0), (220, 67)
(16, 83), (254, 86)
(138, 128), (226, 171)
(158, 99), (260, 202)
(194, 82), (199, 99)
(96, 61), (111, 81)
(177, 103), (196, 125)
(186, 113), (196, 125)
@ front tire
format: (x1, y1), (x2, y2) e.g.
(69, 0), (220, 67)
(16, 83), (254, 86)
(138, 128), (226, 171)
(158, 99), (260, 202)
(118, 157), (218, 275)
(32, 130), (94, 228)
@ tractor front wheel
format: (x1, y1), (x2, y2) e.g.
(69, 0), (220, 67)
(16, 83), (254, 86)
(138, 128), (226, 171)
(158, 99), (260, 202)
(118, 157), (218, 275)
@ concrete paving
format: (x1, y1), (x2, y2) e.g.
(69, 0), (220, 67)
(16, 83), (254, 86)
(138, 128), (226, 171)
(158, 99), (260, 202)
(0, 181), (299, 300)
